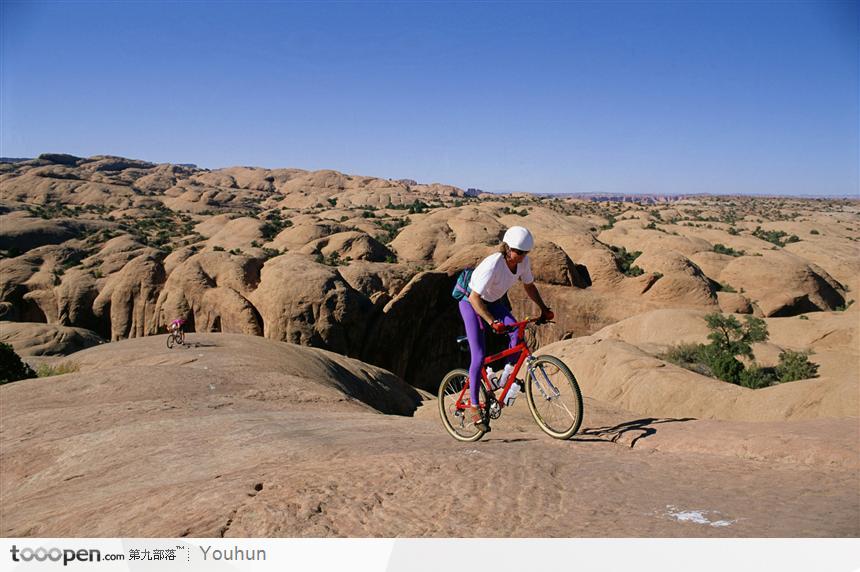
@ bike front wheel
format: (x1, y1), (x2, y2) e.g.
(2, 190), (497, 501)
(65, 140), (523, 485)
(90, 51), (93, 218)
(525, 355), (583, 439)
(438, 368), (488, 442)
(166, 333), (175, 349)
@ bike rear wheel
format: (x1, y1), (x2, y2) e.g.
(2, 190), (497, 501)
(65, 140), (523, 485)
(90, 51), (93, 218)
(438, 368), (488, 442)
(177, 330), (185, 346)
(525, 355), (583, 439)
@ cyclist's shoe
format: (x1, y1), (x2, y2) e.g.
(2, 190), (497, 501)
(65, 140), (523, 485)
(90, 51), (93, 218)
(467, 406), (490, 432)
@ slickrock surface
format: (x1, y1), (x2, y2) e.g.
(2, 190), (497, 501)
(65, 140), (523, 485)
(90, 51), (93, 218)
(1, 334), (857, 537)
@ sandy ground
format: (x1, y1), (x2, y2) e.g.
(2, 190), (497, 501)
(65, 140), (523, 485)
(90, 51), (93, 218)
(1, 334), (858, 537)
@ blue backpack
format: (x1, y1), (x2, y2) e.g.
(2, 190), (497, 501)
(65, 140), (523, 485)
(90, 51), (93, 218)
(451, 268), (474, 301)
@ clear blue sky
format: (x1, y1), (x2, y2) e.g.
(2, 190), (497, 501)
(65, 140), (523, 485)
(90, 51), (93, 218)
(1, 1), (857, 196)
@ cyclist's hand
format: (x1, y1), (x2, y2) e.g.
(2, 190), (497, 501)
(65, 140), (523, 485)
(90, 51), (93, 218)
(538, 308), (554, 324)
(491, 320), (507, 334)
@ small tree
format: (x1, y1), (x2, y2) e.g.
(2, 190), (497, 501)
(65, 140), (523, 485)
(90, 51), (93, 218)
(704, 313), (768, 360)
(701, 313), (768, 383)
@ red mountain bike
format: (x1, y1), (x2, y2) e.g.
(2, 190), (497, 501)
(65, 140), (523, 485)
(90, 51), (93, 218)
(438, 317), (583, 442)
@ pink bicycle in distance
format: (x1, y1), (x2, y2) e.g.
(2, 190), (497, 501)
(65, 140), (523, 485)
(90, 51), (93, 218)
(438, 317), (583, 442)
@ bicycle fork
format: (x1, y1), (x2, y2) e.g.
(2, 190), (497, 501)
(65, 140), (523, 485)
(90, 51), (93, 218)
(527, 357), (561, 401)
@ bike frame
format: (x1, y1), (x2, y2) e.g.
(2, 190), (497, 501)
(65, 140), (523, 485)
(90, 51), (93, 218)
(456, 318), (537, 410)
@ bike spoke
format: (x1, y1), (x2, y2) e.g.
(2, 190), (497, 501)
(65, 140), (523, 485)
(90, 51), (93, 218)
(438, 370), (487, 441)
(526, 357), (583, 439)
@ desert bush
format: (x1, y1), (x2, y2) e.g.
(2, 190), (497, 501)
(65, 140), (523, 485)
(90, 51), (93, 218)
(36, 362), (80, 377)
(810, 229), (819, 235)
(700, 346), (744, 384)
(609, 245), (643, 276)
(600, 215), (616, 230)
(261, 247), (280, 260)
(739, 364), (777, 389)
(664, 313), (770, 385)
(752, 226), (800, 247)
(260, 212), (292, 239)
(316, 252), (348, 266)
(713, 243), (743, 257)
(713, 282), (737, 293)
(376, 218), (409, 244)
(661, 342), (704, 366)
(776, 350), (818, 382)
(501, 206), (528, 216)
(0, 343), (36, 384)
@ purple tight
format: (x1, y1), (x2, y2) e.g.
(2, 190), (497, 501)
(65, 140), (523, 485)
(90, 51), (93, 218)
(458, 298), (521, 406)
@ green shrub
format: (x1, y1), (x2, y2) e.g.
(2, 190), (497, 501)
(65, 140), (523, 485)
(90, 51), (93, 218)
(600, 215), (616, 230)
(376, 218), (410, 244)
(752, 226), (800, 247)
(713, 243), (743, 257)
(661, 343), (704, 366)
(701, 347), (744, 384)
(0, 343), (36, 384)
(609, 245), (643, 276)
(739, 364), (777, 389)
(776, 350), (818, 382)
(261, 247), (280, 260)
(36, 362), (80, 377)
(810, 229), (819, 235)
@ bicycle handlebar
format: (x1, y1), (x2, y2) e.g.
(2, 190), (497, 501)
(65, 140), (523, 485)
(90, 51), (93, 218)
(493, 316), (553, 334)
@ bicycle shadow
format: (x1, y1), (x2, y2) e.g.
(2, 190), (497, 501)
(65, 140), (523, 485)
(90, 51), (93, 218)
(181, 341), (219, 349)
(573, 417), (696, 448)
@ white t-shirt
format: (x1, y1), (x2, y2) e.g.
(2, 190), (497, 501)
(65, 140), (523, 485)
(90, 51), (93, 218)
(468, 252), (534, 303)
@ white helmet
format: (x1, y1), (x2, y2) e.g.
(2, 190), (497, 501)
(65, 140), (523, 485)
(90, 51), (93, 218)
(503, 226), (534, 252)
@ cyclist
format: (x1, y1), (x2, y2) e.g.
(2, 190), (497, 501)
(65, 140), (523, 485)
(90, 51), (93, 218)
(458, 226), (553, 431)
(168, 317), (185, 335)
